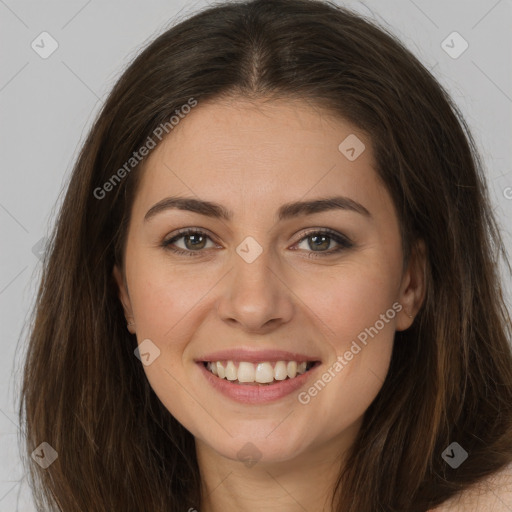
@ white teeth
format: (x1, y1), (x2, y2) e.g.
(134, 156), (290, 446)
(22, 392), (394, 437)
(216, 361), (225, 379)
(287, 361), (297, 379)
(255, 362), (274, 383)
(225, 361), (237, 381)
(297, 361), (307, 374)
(205, 359), (314, 383)
(237, 362), (255, 383)
(274, 361), (288, 380)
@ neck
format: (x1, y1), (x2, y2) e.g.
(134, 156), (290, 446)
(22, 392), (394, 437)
(195, 425), (359, 512)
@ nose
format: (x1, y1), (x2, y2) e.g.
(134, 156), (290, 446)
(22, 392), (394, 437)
(216, 246), (295, 333)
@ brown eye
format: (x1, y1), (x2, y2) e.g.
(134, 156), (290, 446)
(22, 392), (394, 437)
(295, 229), (353, 256)
(182, 233), (208, 250)
(162, 229), (217, 255)
(305, 234), (332, 251)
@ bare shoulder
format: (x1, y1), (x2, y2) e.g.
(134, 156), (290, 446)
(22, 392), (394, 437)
(431, 464), (512, 512)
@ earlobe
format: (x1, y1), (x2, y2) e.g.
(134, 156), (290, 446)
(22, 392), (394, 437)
(112, 264), (136, 333)
(396, 239), (427, 331)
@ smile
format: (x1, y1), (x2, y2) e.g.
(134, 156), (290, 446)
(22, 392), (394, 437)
(203, 360), (317, 385)
(195, 348), (322, 403)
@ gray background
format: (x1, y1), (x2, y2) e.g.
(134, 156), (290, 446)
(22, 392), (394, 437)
(1, 0), (511, 510)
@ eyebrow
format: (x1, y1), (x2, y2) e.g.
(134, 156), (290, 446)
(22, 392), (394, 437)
(144, 195), (371, 223)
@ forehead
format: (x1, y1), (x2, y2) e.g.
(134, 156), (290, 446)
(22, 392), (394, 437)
(132, 97), (391, 221)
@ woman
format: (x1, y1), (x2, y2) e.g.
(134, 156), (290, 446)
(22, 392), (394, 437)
(19, 0), (512, 510)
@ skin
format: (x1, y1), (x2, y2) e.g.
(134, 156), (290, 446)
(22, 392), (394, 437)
(432, 465), (512, 512)
(113, 97), (426, 512)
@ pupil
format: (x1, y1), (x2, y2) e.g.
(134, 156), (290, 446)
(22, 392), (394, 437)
(185, 234), (206, 250)
(310, 235), (329, 251)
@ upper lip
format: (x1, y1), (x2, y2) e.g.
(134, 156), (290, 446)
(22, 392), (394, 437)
(195, 348), (321, 363)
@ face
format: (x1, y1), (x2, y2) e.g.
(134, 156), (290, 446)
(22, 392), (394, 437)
(113, 97), (424, 467)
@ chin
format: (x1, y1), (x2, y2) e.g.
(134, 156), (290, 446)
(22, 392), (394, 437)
(199, 427), (312, 466)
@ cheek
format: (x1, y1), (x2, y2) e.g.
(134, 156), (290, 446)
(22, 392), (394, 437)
(126, 255), (215, 338)
(125, 259), (211, 420)
(303, 266), (398, 431)
(304, 261), (400, 344)
(296, 253), (400, 406)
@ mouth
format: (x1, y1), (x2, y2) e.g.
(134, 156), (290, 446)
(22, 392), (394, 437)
(201, 360), (320, 385)
(195, 349), (322, 403)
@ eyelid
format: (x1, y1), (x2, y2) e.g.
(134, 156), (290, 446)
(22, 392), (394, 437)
(162, 228), (220, 249)
(290, 227), (352, 246)
(163, 227), (218, 242)
(162, 227), (353, 256)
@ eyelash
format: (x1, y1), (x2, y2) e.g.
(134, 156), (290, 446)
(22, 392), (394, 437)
(161, 228), (353, 258)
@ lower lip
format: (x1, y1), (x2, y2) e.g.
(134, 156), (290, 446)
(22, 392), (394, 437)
(197, 362), (320, 404)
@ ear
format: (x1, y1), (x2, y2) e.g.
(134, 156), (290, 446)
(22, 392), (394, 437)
(113, 264), (136, 334)
(395, 239), (427, 331)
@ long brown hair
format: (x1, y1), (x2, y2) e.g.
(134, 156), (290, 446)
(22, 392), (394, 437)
(18, 0), (512, 510)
